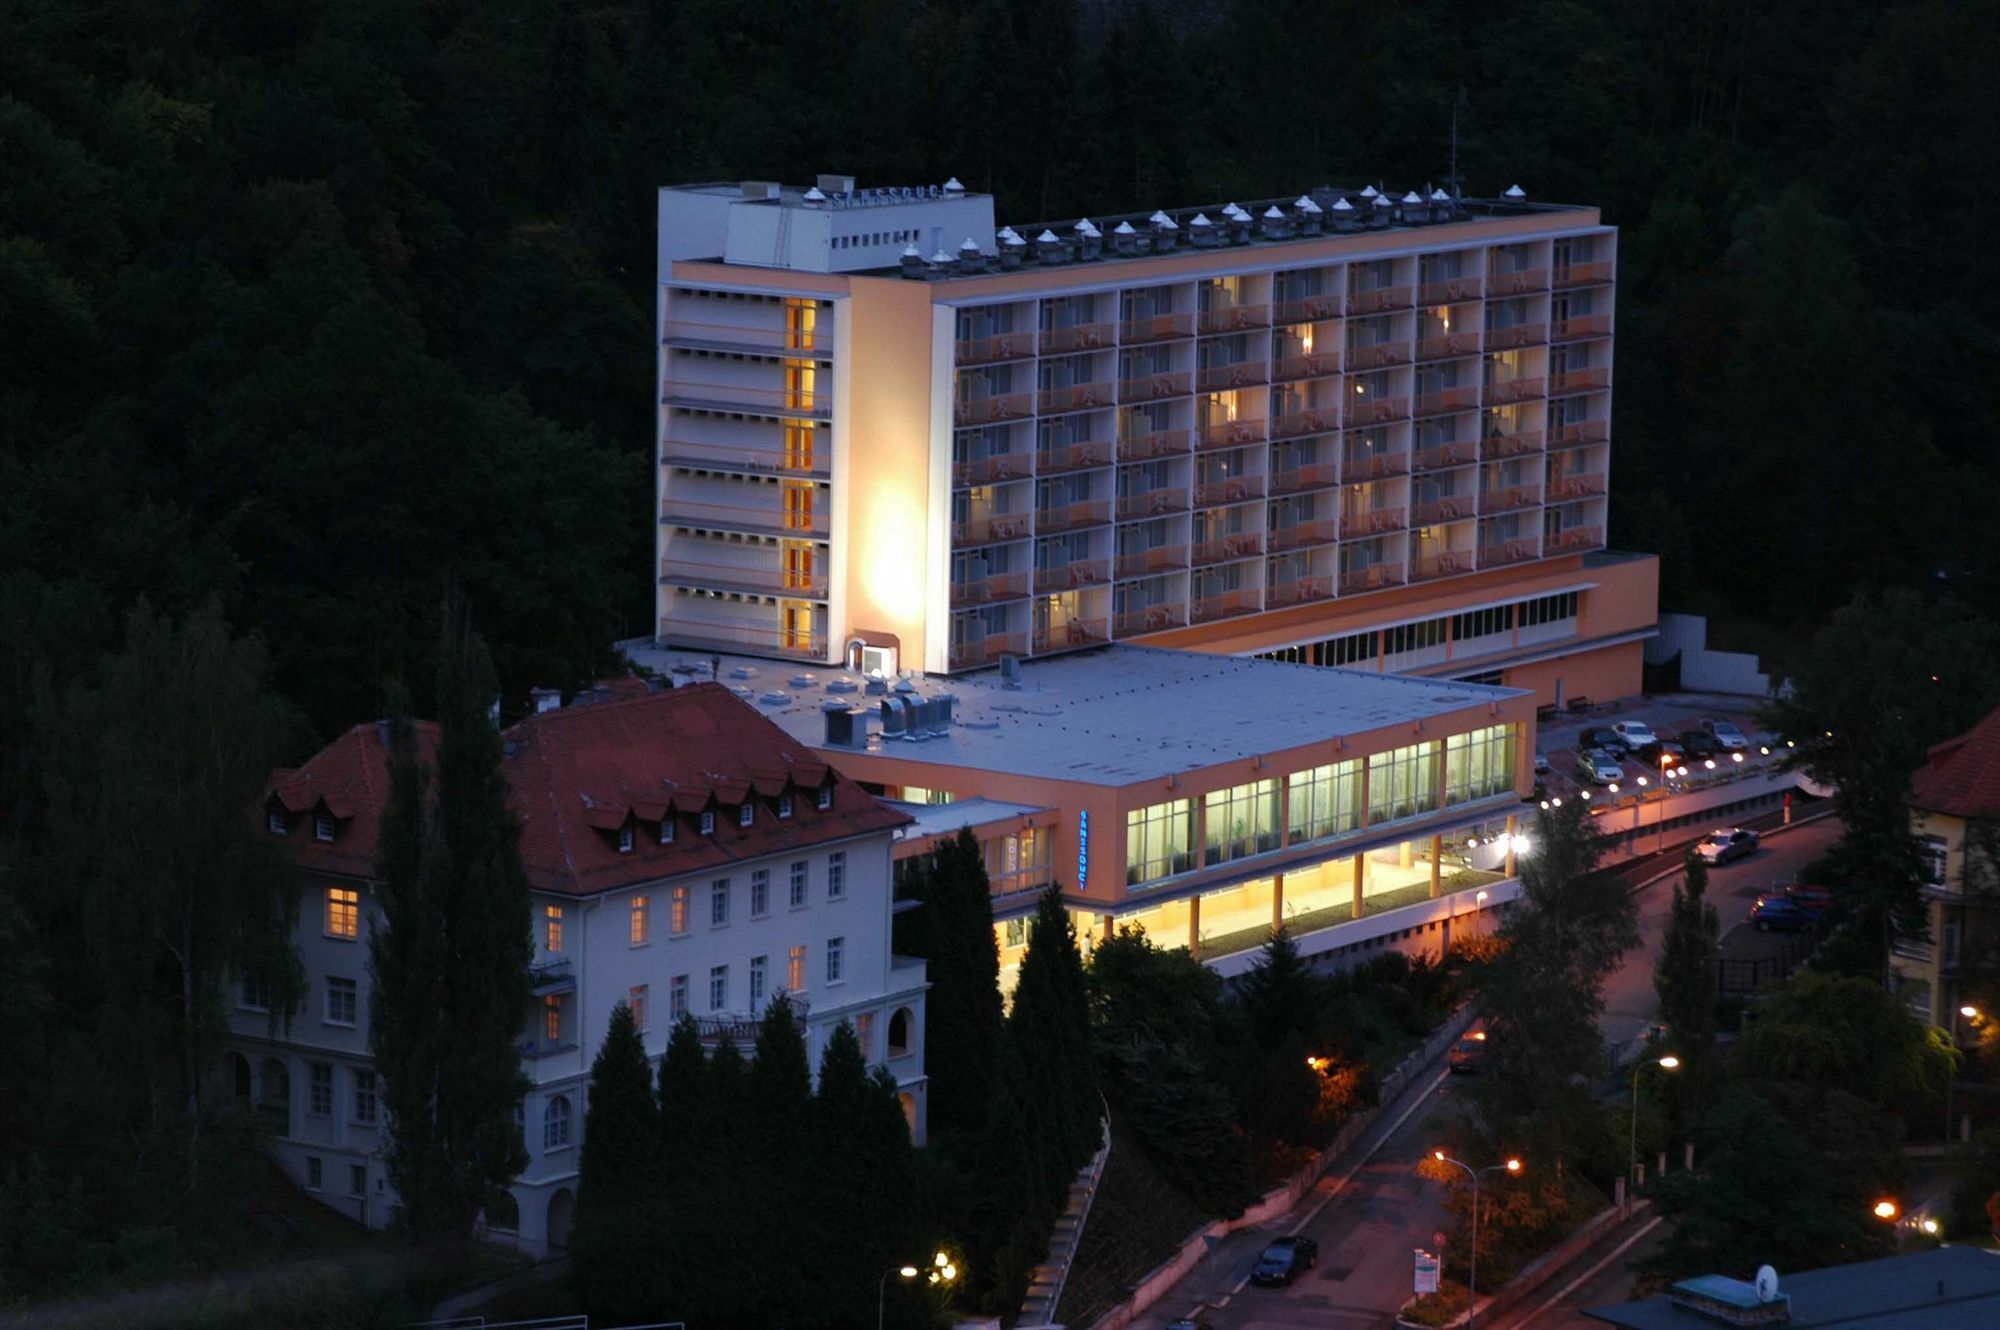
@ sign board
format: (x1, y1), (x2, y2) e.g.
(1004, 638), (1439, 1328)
(1414, 1249), (1441, 1295)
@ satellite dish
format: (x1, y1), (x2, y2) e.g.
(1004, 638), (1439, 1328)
(1754, 1266), (1780, 1302)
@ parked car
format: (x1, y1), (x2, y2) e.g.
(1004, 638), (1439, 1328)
(1677, 728), (1720, 760)
(1751, 895), (1818, 932)
(1250, 1235), (1320, 1286)
(1609, 720), (1659, 749)
(1784, 881), (1835, 913)
(1579, 725), (1627, 753)
(1696, 827), (1761, 864)
(1576, 749), (1625, 784)
(1534, 747), (1551, 775)
(1634, 740), (1688, 771)
(1701, 718), (1752, 752)
(1448, 1031), (1489, 1074)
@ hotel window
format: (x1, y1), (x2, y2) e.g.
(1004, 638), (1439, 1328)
(709, 965), (728, 1011)
(1126, 798), (1197, 885)
(353, 1070), (377, 1124)
(789, 860), (808, 908)
(629, 984), (648, 1030)
(671, 885), (690, 934)
(1383, 619), (1447, 656)
(544, 994), (564, 1043)
(324, 976), (357, 1027)
(827, 852), (846, 899)
(326, 887), (359, 939)
(1287, 759), (1363, 843)
(750, 955), (767, 1006)
(630, 894), (650, 945)
(308, 1062), (333, 1116)
(700, 810), (716, 835)
(787, 945), (806, 991)
(1367, 742), (1442, 824)
(544, 905), (564, 953)
(710, 878), (730, 927)
(1518, 591), (1579, 627)
(750, 869), (770, 917)
(1451, 604), (1514, 644)
(826, 936), (845, 984)
(1004, 916), (1027, 947)
(670, 974), (688, 1020)
(1203, 779), (1281, 865)
(1445, 724), (1520, 804)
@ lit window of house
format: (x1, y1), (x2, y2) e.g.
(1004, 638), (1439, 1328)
(545, 905), (564, 953)
(326, 888), (359, 939)
(630, 894), (650, 945)
(787, 945), (806, 992)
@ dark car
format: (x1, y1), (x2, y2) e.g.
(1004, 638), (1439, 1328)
(1678, 728), (1720, 760)
(1250, 1235), (1319, 1286)
(1579, 726), (1626, 754)
(1448, 1031), (1489, 1074)
(1751, 895), (1818, 932)
(1634, 740), (1688, 771)
(1785, 881), (1835, 913)
(1166, 1320), (1215, 1330)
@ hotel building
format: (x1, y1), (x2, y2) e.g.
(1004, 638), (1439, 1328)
(653, 174), (1656, 707)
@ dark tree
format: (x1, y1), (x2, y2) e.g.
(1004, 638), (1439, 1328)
(1009, 885), (1102, 1175)
(1653, 851), (1721, 1111)
(572, 1002), (661, 1321)
(654, 1012), (707, 1309)
(1236, 924), (1318, 1049)
(901, 828), (1005, 1139)
(812, 1021), (917, 1327)
(748, 991), (818, 1326)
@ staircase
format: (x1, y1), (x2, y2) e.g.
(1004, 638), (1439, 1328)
(1016, 1114), (1112, 1329)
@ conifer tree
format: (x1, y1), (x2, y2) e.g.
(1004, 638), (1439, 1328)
(572, 1002), (661, 1321)
(813, 1022), (918, 1328)
(1008, 885), (1102, 1184)
(1237, 924), (1318, 1048)
(654, 1013), (707, 1309)
(906, 828), (1006, 1139)
(746, 991), (818, 1325)
(1654, 851), (1722, 1110)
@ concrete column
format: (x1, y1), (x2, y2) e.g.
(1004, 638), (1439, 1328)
(1504, 813), (1518, 878)
(1429, 835), (1443, 899)
(1684, 1142), (1695, 1170)
(1352, 855), (1365, 920)
(1188, 894), (1202, 960)
(1272, 873), (1286, 932)
(1399, 838), (1414, 870)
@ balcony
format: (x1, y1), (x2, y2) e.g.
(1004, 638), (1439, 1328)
(1033, 620), (1109, 653)
(949, 631), (1028, 670)
(1116, 486), (1189, 520)
(660, 615), (826, 660)
(1273, 295), (1344, 323)
(956, 330), (1036, 365)
(1349, 286), (1413, 314)
(1036, 499), (1112, 534)
(1548, 367), (1612, 396)
(953, 451), (1033, 486)
(1352, 394), (1412, 424)
(1189, 589), (1262, 623)
(1193, 475), (1265, 506)
(1117, 429), (1192, 462)
(949, 571), (1031, 606)
(1478, 539), (1540, 568)
(1198, 303), (1271, 335)
(1546, 473), (1607, 501)
(1343, 507), (1408, 537)
(953, 392), (1034, 426)
(1115, 546), (1188, 579)
(1038, 382), (1115, 414)
(1483, 376), (1546, 405)
(1411, 440), (1478, 472)
(1269, 460), (1342, 494)
(1409, 496), (1475, 525)
(1343, 450), (1410, 481)
(1418, 277), (1485, 304)
(1486, 323), (1547, 350)
(661, 498), (829, 539)
(1037, 440), (1113, 474)
(663, 320), (831, 357)
(1488, 268), (1549, 295)
(1339, 564), (1406, 594)
(1197, 418), (1267, 450)
(1409, 549), (1476, 582)
(1412, 386), (1481, 418)
(1266, 518), (1340, 552)
(1196, 361), (1269, 392)
(1269, 407), (1340, 440)
(1553, 420), (1609, 447)
(659, 559), (829, 600)
(661, 438), (831, 480)
(1034, 557), (1112, 593)
(1192, 532), (1265, 564)
(1552, 261), (1615, 288)
(665, 380), (831, 418)
(1546, 524), (1606, 553)
(951, 512), (1031, 545)
(1480, 483), (1544, 512)
(1041, 322), (1117, 354)
(1417, 332), (1482, 362)
(1550, 313), (1613, 341)
(1481, 430), (1544, 460)
(1120, 370), (1192, 403)
(1270, 349), (1343, 382)
(1113, 603), (1186, 636)
(1121, 313), (1195, 344)
(1266, 577), (1337, 608)
(1349, 340), (1413, 370)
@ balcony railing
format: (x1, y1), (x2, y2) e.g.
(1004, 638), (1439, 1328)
(1409, 549), (1477, 582)
(1269, 460), (1342, 494)
(1120, 313), (1195, 344)
(1485, 322), (1547, 350)
(953, 392), (1034, 426)
(1481, 430), (1545, 459)
(1483, 376), (1546, 405)
(953, 451), (1032, 486)
(1478, 539), (1540, 568)
(949, 571), (1031, 606)
(1344, 506), (1408, 536)
(1117, 429), (1192, 462)
(1418, 276), (1485, 304)
(1553, 420), (1609, 446)
(663, 320), (829, 355)
(1417, 332), (1482, 362)
(1273, 295), (1345, 324)
(1353, 394), (1412, 424)
(1546, 473), (1607, 500)
(1197, 418), (1267, 450)
(1036, 499), (1112, 534)
(1266, 518), (1340, 551)
(1120, 370), (1192, 403)
(693, 999), (807, 1046)
(661, 438), (830, 479)
(1488, 268), (1549, 295)
(1412, 386), (1481, 418)
(1480, 484), (1544, 511)
(956, 330), (1035, 364)
(1552, 261), (1615, 288)
(1266, 577), (1337, 608)
(1549, 313), (1613, 341)
(1349, 340), (1413, 370)
(949, 631), (1028, 670)
(1189, 589), (1262, 623)
(666, 381), (831, 417)
(1034, 557), (1111, 592)
(1113, 603), (1186, 635)
(1192, 532), (1265, 564)
(1193, 475), (1265, 506)
(1037, 440), (1113, 474)
(1411, 441), (1478, 471)
(659, 615), (826, 659)
(1269, 407), (1340, 440)
(1115, 546), (1188, 578)
(1038, 382), (1115, 413)
(1349, 286), (1413, 313)
(1270, 349), (1343, 382)
(1116, 487), (1188, 520)
(659, 559), (828, 599)
(1548, 367), (1612, 396)
(1410, 497), (1475, 525)
(1339, 564), (1406, 593)
(1040, 322), (1116, 354)
(1033, 620), (1109, 653)
(1198, 303), (1270, 334)
(951, 512), (1031, 544)
(1195, 361), (1269, 392)
(661, 498), (829, 538)
(1343, 450), (1410, 480)
(1546, 524), (1605, 553)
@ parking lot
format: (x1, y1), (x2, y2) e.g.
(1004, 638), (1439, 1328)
(1534, 690), (1784, 801)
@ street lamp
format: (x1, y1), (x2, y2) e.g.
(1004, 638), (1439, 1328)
(1430, 1151), (1522, 1330)
(1475, 889), (1489, 937)
(1873, 1199), (1899, 1221)
(879, 1252), (958, 1330)
(1945, 1006), (1983, 1144)
(1628, 1054), (1680, 1209)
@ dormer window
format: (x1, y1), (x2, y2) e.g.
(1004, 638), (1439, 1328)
(617, 826), (635, 854)
(659, 817), (675, 845)
(313, 815), (335, 843)
(738, 803), (755, 828)
(816, 785), (833, 811)
(267, 810), (288, 836)
(699, 810), (716, 836)
(779, 793), (794, 819)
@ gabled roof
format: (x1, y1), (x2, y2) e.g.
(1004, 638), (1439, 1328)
(1910, 705), (2000, 819)
(264, 683), (909, 896)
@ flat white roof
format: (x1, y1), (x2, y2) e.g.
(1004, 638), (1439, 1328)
(620, 642), (1527, 788)
(888, 797), (1049, 841)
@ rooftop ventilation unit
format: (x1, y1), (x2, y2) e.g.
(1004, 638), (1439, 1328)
(943, 176), (966, 196)
(879, 695), (909, 737)
(999, 654), (1024, 688)
(817, 174), (857, 196)
(740, 180), (780, 199)
(1188, 213), (1219, 248)
(822, 702), (861, 747)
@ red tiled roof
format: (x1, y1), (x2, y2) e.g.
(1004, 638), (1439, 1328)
(1910, 705), (2000, 819)
(263, 684), (909, 895)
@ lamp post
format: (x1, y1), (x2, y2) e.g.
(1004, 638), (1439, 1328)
(880, 1252), (958, 1330)
(1431, 1151), (1521, 1330)
(1945, 1005), (1981, 1145)
(1628, 1054), (1680, 1210)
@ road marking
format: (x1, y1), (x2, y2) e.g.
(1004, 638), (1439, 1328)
(1507, 1216), (1662, 1329)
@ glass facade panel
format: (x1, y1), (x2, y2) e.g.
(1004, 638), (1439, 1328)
(1444, 723), (1520, 804)
(1126, 799), (1196, 885)
(1287, 759), (1364, 843)
(1203, 779), (1281, 866)
(1367, 742), (1442, 824)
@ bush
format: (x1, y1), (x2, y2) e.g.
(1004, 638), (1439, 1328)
(1399, 1281), (1469, 1327)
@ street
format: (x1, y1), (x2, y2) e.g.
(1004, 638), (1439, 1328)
(1132, 813), (1842, 1330)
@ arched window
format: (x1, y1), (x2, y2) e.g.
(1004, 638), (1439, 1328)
(485, 1190), (520, 1232)
(887, 1006), (914, 1058)
(543, 1095), (572, 1150)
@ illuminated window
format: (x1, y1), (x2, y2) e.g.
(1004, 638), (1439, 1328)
(671, 886), (689, 934)
(787, 945), (806, 992)
(543, 1096), (572, 1150)
(1367, 742), (1443, 824)
(709, 965), (728, 1011)
(750, 955), (768, 1006)
(789, 861), (808, 908)
(544, 905), (564, 953)
(750, 869), (769, 917)
(629, 984), (648, 1031)
(544, 994), (564, 1043)
(1287, 760), (1363, 843)
(326, 888), (359, 939)
(856, 1012), (874, 1059)
(324, 976), (357, 1027)
(1445, 724), (1520, 804)
(827, 852), (846, 899)
(826, 936), (845, 984)
(353, 1070), (376, 1124)
(1203, 780), (1281, 865)
(308, 1062), (333, 1116)
(783, 423), (816, 471)
(1125, 799), (1196, 885)
(630, 895), (650, 945)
